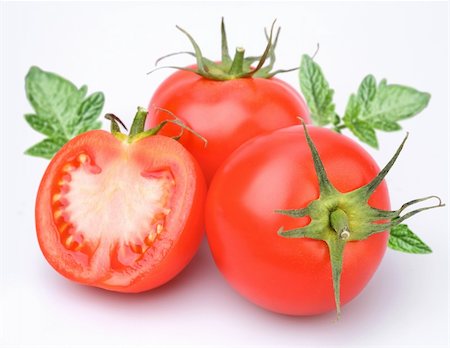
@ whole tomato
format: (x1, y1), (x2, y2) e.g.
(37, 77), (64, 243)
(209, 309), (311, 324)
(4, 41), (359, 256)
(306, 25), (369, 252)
(205, 125), (392, 316)
(146, 21), (310, 183)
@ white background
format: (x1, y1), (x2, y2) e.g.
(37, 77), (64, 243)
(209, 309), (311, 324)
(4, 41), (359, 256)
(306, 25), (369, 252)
(1, 1), (449, 347)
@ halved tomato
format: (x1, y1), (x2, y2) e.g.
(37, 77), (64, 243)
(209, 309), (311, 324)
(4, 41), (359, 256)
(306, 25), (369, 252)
(36, 114), (206, 292)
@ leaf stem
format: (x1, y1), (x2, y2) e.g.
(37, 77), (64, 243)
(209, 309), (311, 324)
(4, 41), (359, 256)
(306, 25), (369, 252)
(333, 124), (347, 133)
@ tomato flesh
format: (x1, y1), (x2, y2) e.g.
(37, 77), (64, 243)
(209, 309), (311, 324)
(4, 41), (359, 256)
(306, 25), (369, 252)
(36, 131), (206, 292)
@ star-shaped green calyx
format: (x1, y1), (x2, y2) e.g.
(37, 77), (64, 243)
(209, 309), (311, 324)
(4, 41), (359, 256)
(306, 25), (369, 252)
(149, 18), (298, 81)
(105, 107), (207, 145)
(276, 123), (444, 318)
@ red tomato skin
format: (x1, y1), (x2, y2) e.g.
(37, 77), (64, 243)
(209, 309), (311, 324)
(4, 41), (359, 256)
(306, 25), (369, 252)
(36, 131), (206, 293)
(146, 69), (310, 184)
(205, 126), (390, 315)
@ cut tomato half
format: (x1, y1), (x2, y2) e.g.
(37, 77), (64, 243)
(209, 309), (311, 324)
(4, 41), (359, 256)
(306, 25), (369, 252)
(36, 130), (206, 292)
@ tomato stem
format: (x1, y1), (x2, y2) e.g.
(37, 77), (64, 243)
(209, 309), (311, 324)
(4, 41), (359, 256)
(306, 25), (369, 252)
(333, 124), (347, 133)
(129, 107), (148, 138)
(229, 47), (245, 76)
(330, 209), (350, 240)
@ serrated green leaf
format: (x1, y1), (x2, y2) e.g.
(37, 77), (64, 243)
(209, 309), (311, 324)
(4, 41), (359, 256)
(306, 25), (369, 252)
(79, 92), (105, 123)
(65, 86), (94, 137)
(357, 75), (377, 111)
(24, 137), (67, 159)
(388, 224), (432, 254)
(78, 85), (88, 99)
(24, 66), (105, 159)
(358, 78), (431, 123)
(343, 96), (378, 148)
(26, 67), (82, 139)
(299, 55), (336, 126)
(370, 119), (402, 132)
(24, 114), (56, 137)
(347, 120), (378, 148)
(341, 74), (429, 145)
(343, 94), (361, 125)
(72, 92), (104, 134)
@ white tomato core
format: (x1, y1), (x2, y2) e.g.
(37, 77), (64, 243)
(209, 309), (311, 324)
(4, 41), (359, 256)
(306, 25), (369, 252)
(52, 153), (175, 281)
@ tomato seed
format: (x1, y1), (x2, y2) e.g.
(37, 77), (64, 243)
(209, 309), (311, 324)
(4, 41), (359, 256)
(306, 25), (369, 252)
(78, 154), (88, 164)
(130, 243), (145, 254)
(63, 164), (76, 172)
(58, 222), (70, 233)
(52, 193), (61, 203)
(53, 209), (63, 220)
(64, 235), (74, 248)
(145, 231), (157, 245)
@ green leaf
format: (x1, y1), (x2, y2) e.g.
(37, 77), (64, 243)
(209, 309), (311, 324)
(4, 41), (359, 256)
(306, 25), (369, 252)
(79, 92), (105, 123)
(357, 75), (377, 111)
(26, 67), (82, 139)
(24, 137), (67, 159)
(388, 224), (432, 254)
(343, 94), (361, 125)
(348, 120), (378, 148)
(24, 114), (56, 137)
(299, 55), (336, 126)
(368, 80), (430, 122)
(73, 92), (105, 134)
(343, 94), (378, 147)
(370, 119), (402, 132)
(342, 75), (429, 147)
(356, 77), (430, 125)
(24, 66), (105, 159)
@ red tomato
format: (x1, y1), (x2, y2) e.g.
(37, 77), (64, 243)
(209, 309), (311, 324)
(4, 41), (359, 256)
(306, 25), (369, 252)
(146, 69), (310, 183)
(205, 126), (390, 315)
(36, 130), (206, 292)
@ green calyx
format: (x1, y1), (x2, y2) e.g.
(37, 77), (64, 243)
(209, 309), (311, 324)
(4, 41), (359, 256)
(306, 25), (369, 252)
(150, 18), (298, 81)
(276, 124), (444, 318)
(105, 107), (207, 145)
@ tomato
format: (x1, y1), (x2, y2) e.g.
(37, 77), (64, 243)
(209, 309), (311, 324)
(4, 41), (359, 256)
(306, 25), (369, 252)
(146, 68), (310, 183)
(36, 127), (206, 292)
(205, 125), (390, 315)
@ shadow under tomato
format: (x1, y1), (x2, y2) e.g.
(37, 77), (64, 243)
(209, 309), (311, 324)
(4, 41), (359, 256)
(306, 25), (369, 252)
(42, 238), (220, 310)
(37, 238), (405, 332)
